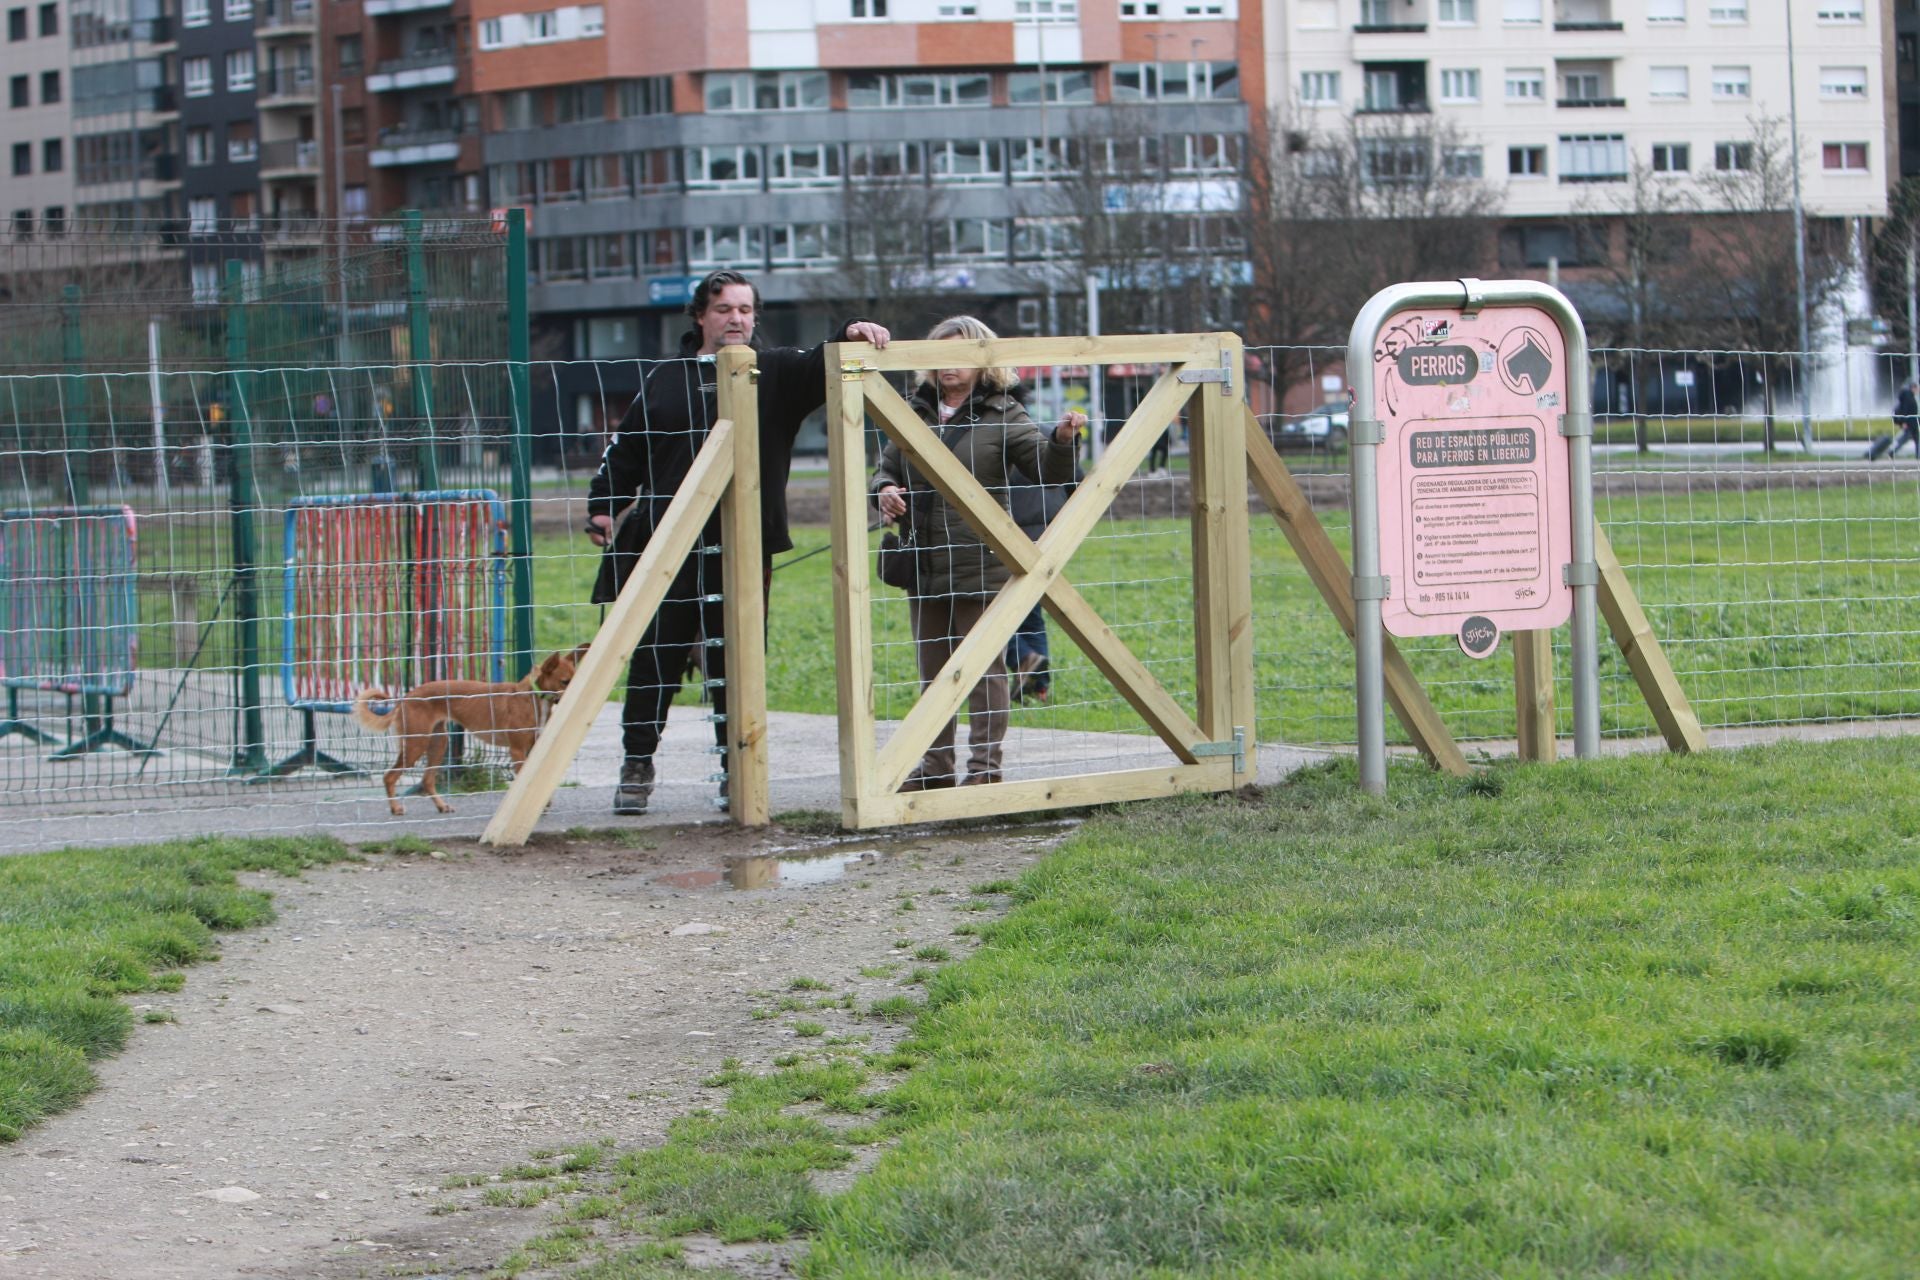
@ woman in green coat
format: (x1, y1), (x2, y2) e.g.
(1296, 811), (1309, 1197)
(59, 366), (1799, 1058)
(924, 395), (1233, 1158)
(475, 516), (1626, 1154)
(871, 315), (1084, 789)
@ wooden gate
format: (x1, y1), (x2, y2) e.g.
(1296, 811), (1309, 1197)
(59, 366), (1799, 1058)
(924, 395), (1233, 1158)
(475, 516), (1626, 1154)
(825, 334), (1256, 828)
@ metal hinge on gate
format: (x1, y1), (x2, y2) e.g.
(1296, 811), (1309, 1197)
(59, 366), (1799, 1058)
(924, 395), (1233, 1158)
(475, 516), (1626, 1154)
(1562, 561), (1599, 587)
(1176, 349), (1234, 396)
(1191, 726), (1246, 774)
(1352, 575), (1391, 601)
(1558, 413), (1593, 439)
(840, 359), (869, 381)
(1350, 418), (1386, 447)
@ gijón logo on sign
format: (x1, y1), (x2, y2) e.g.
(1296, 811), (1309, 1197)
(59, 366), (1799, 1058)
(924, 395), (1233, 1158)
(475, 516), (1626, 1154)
(1396, 345), (1478, 386)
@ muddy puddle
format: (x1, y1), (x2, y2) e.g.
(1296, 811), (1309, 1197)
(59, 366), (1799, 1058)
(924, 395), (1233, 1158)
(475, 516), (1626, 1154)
(653, 821), (1075, 892)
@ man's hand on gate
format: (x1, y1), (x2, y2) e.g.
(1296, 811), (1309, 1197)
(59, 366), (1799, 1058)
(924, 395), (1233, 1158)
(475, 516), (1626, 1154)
(586, 514), (611, 547)
(845, 321), (892, 349)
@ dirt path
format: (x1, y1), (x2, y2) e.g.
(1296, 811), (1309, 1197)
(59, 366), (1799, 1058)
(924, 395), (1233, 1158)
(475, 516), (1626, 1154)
(0, 821), (1062, 1279)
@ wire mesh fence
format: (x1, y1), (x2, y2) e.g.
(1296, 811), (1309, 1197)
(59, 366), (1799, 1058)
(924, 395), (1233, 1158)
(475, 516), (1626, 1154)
(5, 307), (1919, 849)
(1245, 341), (1920, 753)
(0, 215), (534, 841)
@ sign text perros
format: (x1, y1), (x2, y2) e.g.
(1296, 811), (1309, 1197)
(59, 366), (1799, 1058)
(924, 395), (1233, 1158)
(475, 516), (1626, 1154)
(1396, 345), (1478, 386)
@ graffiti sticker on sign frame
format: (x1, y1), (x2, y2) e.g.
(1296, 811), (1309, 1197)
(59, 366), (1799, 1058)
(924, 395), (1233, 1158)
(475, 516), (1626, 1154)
(1371, 307), (1573, 651)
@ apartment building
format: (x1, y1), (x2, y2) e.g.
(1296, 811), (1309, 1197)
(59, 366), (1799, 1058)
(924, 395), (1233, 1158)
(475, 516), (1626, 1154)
(3, 0), (72, 238)
(67, 0), (179, 230)
(1270, 0), (1889, 218)
(179, 0), (263, 296)
(473, 0), (1261, 439)
(253, 0), (318, 249)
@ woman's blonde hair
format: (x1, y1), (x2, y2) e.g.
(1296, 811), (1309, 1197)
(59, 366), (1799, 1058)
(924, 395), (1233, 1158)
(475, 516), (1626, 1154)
(913, 314), (1019, 395)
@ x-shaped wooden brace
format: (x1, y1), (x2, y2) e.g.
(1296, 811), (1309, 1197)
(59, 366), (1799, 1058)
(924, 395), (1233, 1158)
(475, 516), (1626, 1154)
(859, 349), (1228, 798)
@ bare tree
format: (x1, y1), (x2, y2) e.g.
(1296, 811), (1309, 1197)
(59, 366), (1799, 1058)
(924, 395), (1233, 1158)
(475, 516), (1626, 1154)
(1243, 107), (1501, 408)
(806, 175), (952, 337)
(1867, 176), (1920, 362)
(1682, 115), (1851, 448)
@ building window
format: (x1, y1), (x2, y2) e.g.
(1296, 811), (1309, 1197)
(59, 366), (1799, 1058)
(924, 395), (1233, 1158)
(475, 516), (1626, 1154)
(1818, 66), (1867, 98)
(11, 142), (31, 176)
(1506, 67), (1544, 101)
(1647, 0), (1683, 19)
(1822, 141), (1868, 170)
(1437, 0), (1476, 19)
(39, 68), (57, 102)
(1647, 66), (1688, 99)
(1558, 133), (1626, 182)
(935, 2), (978, 14)
(684, 145), (761, 190)
(768, 142), (841, 188)
(929, 138), (1006, 184)
(1361, 138), (1429, 184)
(185, 128), (212, 165)
(40, 136), (58, 171)
(8, 74), (23, 107)
(933, 218), (1009, 260)
(1713, 140), (1752, 170)
(848, 141), (923, 179)
(1815, 0), (1862, 18)
(849, 0), (886, 16)
(1119, 1), (1160, 13)
(1014, 0), (1077, 20)
(1012, 217), (1078, 260)
(182, 0), (208, 24)
(1008, 68), (1094, 103)
(184, 56), (212, 97)
(617, 78), (671, 116)
(1111, 61), (1239, 102)
(769, 222), (839, 266)
(226, 49), (254, 92)
(688, 224), (765, 267)
(5, 7), (23, 40)
(1299, 70), (1340, 103)
(1443, 145), (1482, 177)
(1509, 145), (1546, 176)
(1503, 0), (1542, 23)
(554, 82), (605, 122)
(44, 204), (63, 235)
(1651, 142), (1689, 171)
(579, 4), (602, 35)
(227, 120), (255, 161)
(224, 0), (250, 20)
(526, 10), (558, 40)
(189, 197), (218, 233)
(1168, 133), (1236, 174)
(705, 70), (828, 112)
(477, 17), (502, 47)
(36, 0), (52, 34)
(1439, 68), (1480, 103)
(1707, 1), (1745, 20)
(847, 71), (990, 108)
(1711, 65), (1749, 99)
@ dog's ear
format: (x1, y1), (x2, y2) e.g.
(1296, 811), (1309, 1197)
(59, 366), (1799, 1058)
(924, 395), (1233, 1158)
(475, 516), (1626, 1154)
(569, 642), (591, 662)
(535, 650), (564, 679)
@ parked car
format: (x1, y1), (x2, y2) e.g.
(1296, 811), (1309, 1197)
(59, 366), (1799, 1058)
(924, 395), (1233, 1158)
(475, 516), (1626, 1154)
(1269, 408), (1349, 453)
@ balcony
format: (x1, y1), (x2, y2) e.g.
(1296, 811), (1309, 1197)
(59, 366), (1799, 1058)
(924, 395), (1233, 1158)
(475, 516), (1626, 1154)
(1355, 0), (1425, 31)
(1360, 63), (1428, 114)
(1354, 21), (1427, 32)
(261, 213), (327, 246)
(368, 127), (463, 167)
(366, 50), (458, 93)
(365, 0), (453, 14)
(260, 138), (321, 179)
(258, 65), (318, 107)
(1553, 0), (1621, 28)
(257, 0), (316, 34)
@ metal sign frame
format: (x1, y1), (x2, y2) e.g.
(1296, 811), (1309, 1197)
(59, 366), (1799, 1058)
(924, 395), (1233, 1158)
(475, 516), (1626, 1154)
(1347, 279), (1600, 794)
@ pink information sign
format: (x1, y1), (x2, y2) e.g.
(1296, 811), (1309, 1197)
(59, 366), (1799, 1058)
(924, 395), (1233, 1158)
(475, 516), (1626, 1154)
(1371, 306), (1573, 650)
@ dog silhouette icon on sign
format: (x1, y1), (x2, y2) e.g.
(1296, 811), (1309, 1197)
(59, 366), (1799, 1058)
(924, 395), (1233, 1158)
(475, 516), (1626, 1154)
(1499, 329), (1554, 395)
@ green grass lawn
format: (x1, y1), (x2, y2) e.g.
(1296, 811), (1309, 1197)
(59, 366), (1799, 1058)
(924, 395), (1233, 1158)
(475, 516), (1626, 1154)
(800, 738), (1920, 1278)
(0, 834), (352, 1141)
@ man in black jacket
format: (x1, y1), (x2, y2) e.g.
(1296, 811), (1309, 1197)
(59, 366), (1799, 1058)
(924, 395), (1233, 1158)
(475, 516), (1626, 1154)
(586, 270), (890, 813)
(1892, 382), (1919, 458)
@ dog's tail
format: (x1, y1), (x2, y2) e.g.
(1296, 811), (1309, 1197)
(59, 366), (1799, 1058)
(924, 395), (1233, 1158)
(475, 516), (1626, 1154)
(351, 688), (398, 733)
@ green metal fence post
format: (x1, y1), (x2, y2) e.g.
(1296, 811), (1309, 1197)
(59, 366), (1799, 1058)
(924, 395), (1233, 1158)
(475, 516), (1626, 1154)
(225, 260), (268, 775)
(62, 284), (89, 507)
(506, 207), (535, 680)
(405, 209), (440, 490)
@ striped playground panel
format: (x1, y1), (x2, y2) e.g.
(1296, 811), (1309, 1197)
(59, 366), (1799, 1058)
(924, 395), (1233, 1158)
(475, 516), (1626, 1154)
(0, 505), (140, 697)
(282, 491), (507, 714)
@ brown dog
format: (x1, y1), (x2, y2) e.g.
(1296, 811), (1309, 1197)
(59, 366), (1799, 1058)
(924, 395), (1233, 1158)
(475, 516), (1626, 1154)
(352, 643), (589, 815)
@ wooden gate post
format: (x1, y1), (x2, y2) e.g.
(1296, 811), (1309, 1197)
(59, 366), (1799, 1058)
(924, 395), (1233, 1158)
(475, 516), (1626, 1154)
(716, 346), (768, 824)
